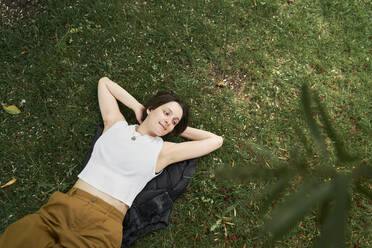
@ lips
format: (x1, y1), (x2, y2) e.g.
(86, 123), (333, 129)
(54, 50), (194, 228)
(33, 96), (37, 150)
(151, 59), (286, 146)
(159, 122), (166, 131)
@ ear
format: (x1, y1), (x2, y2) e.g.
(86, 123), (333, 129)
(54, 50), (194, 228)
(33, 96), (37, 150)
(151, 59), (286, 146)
(146, 108), (152, 115)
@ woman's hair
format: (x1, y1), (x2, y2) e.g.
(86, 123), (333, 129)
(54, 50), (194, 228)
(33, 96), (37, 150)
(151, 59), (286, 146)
(142, 91), (189, 137)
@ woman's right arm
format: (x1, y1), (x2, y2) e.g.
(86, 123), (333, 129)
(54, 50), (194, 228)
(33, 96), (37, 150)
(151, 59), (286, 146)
(98, 77), (144, 131)
(157, 127), (223, 171)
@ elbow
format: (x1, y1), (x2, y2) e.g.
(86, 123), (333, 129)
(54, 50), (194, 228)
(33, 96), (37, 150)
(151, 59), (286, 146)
(215, 135), (223, 149)
(98, 77), (109, 85)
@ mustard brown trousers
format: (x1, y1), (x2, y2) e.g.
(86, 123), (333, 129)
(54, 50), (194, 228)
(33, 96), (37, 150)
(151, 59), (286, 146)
(0, 188), (124, 248)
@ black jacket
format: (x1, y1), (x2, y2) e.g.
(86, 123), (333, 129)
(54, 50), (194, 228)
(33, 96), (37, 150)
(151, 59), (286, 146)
(81, 125), (198, 247)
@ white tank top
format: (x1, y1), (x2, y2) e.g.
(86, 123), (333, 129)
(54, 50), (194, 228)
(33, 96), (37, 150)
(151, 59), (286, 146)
(78, 120), (164, 207)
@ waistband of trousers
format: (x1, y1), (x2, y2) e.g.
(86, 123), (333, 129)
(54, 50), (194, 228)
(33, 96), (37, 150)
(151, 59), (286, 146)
(67, 187), (124, 223)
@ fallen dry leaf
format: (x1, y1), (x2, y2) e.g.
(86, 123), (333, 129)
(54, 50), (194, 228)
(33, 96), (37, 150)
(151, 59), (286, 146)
(21, 46), (29, 55)
(68, 28), (80, 34)
(1, 178), (17, 189)
(216, 81), (227, 88)
(2, 103), (21, 115)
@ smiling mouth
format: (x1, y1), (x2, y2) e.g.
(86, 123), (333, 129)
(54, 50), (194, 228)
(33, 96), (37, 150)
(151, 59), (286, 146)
(159, 122), (166, 131)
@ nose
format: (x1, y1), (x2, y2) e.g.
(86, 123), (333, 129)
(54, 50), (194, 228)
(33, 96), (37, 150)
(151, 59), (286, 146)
(165, 117), (172, 126)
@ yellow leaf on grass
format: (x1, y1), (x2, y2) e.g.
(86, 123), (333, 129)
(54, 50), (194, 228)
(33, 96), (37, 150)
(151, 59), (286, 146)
(1, 178), (17, 189)
(68, 28), (80, 34)
(216, 81), (226, 87)
(21, 46), (29, 55)
(2, 104), (21, 114)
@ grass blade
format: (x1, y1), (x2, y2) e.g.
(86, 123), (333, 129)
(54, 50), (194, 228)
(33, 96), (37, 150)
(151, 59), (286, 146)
(355, 183), (372, 201)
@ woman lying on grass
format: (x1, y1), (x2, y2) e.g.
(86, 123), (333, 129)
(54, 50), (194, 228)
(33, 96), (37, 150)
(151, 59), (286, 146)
(0, 77), (223, 248)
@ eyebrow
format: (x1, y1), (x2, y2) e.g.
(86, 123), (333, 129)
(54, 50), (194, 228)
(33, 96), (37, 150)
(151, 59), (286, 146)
(166, 107), (180, 121)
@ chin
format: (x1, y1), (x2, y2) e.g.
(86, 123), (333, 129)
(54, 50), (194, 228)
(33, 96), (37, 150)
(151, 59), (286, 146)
(158, 128), (168, 136)
(156, 130), (165, 137)
(160, 131), (168, 137)
(158, 131), (169, 137)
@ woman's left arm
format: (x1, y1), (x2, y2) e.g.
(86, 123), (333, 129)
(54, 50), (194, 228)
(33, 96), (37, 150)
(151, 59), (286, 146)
(159, 127), (223, 168)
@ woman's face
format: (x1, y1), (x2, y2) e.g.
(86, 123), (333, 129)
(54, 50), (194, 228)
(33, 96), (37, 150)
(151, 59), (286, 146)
(146, 101), (183, 136)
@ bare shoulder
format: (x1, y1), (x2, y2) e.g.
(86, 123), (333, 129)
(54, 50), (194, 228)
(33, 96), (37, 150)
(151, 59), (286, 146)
(102, 118), (126, 133)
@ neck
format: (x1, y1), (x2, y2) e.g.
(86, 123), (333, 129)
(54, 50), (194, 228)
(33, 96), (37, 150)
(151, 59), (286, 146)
(136, 124), (155, 137)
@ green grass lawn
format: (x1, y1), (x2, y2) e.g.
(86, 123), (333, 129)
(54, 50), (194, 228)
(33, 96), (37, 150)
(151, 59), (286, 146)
(1, 0), (371, 247)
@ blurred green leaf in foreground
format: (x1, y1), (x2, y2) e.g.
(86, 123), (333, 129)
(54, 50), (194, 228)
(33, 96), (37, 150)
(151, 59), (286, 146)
(218, 84), (372, 247)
